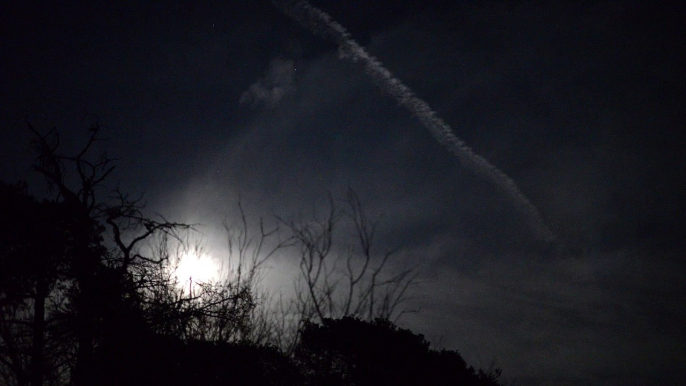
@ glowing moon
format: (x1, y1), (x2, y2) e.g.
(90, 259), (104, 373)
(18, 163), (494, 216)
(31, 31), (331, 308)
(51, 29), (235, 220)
(174, 251), (220, 285)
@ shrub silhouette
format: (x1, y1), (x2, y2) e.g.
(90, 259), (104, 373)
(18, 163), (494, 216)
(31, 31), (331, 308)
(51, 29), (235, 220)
(295, 316), (502, 386)
(92, 334), (302, 386)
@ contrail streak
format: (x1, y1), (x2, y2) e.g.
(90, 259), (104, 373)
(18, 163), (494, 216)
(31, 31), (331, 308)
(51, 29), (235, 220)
(273, 0), (555, 244)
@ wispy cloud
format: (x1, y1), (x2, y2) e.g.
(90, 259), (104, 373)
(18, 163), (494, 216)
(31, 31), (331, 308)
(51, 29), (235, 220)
(240, 58), (296, 108)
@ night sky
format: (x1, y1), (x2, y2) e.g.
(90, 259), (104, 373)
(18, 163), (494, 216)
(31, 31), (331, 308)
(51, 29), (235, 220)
(2, 1), (685, 385)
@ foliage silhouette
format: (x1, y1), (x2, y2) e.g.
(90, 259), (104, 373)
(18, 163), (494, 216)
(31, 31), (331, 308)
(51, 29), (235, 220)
(295, 316), (502, 386)
(91, 334), (302, 386)
(0, 182), (72, 386)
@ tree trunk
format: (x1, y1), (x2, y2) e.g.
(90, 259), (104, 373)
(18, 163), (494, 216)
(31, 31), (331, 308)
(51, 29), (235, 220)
(71, 217), (98, 386)
(29, 275), (48, 386)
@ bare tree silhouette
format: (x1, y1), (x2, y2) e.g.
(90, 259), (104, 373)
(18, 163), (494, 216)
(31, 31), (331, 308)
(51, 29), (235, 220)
(0, 121), (502, 386)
